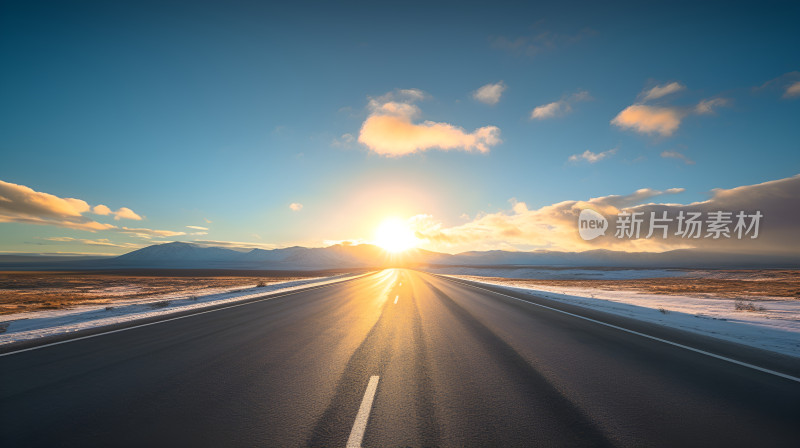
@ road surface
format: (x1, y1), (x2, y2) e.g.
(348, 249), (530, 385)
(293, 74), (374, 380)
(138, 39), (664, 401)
(2, 269), (799, 447)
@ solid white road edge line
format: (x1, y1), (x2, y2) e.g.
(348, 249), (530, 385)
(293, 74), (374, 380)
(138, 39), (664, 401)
(0, 273), (376, 358)
(346, 375), (380, 448)
(440, 275), (800, 384)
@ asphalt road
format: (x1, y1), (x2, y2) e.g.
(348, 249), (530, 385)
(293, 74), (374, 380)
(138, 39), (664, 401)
(2, 269), (799, 447)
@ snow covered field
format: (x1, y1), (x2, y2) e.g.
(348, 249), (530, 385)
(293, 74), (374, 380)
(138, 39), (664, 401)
(0, 273), (365, 346)
(425, 266), (689, 280)
(444, 274), (800, 357)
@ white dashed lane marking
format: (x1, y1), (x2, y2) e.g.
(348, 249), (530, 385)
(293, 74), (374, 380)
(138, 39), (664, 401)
(346, 375), (380, 448)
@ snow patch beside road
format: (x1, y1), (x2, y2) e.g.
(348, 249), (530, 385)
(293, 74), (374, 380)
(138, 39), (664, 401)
(0, 273), (365, 346)
(445, 275), (800, 358)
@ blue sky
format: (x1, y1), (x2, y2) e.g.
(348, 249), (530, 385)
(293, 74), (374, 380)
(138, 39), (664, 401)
(1, 0), (799, 255)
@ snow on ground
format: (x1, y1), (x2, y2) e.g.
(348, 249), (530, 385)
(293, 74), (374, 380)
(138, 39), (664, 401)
(0, 273), (366, 346)
(426, 266), (690, 280)
(444, 275), (800, 358)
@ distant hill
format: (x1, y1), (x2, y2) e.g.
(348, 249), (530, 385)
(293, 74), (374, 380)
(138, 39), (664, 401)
(1, 242), (797, 270)
(443, 248), (800, 269)
(0, 254), (112, 263)
(111, 242), (451, 269)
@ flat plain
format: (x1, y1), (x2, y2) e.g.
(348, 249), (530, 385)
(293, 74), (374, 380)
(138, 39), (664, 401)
(0, 269), (361, 315)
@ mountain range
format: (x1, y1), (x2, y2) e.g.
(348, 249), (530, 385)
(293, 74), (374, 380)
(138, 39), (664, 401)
(1, 241), (797, 270)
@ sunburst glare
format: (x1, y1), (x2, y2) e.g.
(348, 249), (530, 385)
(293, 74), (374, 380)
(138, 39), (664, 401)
(373, 217), (420, 253)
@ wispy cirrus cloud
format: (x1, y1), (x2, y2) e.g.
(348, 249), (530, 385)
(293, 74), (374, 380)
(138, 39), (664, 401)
(41, 237), (142, 249)
(472, 81), (506, 105)
(784, 81), (800, 98)
(332, 133), (356, 148)
(191, 240), (279, 250)
(530, 90), (589, 120)
(661, 150), (695, 165)
(120, 227), (186, 239)
(490, 28), (595, 58)
(754, 71), (800, 99)
(640, 82), (685, 101)
(357, 89), (501, 156)
(568, 148), (617, 163)
(694, 98), (729, 115)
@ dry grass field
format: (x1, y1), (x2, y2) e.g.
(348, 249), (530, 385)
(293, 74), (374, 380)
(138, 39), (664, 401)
(0, 269), (360, 315)
(463, 270), (800, 301)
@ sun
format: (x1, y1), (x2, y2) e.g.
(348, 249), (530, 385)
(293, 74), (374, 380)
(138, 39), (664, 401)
(373, 217), (420, 253)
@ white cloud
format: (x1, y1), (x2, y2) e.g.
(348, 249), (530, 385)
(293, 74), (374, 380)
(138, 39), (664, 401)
(640, 82), (685, 102)
(472, 81), (506, 105)
(568, 148), (617, 163)
(613, 85), (729, 137)
(397, 88), (426, 102)
(94, 204), (141, 220)
(93, 204), (112, 215)
(186, 225), (209, 231)
(113, 207), (142, 221)
(358, 90), (501, 156)
(531, 101), (565, 119)
(661, 150), (695, 165)
(612, 105), (684, 136)
(290, 203), (303, 211)
(530, 91), (589, 120)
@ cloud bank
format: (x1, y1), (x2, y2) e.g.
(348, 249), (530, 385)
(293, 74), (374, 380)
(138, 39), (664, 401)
(410, 174), (800, 255)
(0, 180), (125, 231)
